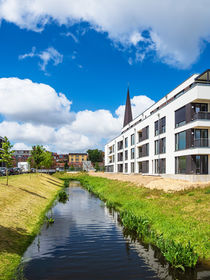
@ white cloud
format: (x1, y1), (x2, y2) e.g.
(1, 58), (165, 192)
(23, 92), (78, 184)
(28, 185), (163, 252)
(13, 142), (32, 150)
(62, 32), (79, 43)
(0, 77), (72, 126)
(1, 1), (210, 68)
(0, 78), (154, 153)
(19, 47), (63, 71)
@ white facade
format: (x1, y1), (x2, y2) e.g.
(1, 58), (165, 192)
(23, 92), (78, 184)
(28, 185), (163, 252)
(105, 70), (210, 177)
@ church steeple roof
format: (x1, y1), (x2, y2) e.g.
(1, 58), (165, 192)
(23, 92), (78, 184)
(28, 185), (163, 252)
(123, 88), (133, 127)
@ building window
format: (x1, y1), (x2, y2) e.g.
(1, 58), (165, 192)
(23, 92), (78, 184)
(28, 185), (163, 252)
(125, 137), (128, 148)
(146, 143), (149, 156)
(131, 148), (135, 159)
(160, 117), (166, 134)
(138, 131), (142, 142)
(193, 103), (208, 113)
(155, 138), (165, 155)
(175, 131), (186, 150)
(145, 126), (149, 139)
(118, 141), (123, 150)
(175, 106), (186, 128)
(139, 162), (142, 173)
(118, 164), (123, 172)
(131, 162), (135, 173)
(155, 159), (166, 174)
(125, 150), (128, 160)
(195, 155), (208, 174)
(125, 163), (128, 173)
(155, 117), (166, 135)
(131, 134), (135, 146)
(175, 156), (187, 174)
(155, 120), (158, 136)
(194, 129), (208, 147)
(138, 146), (142, 158)
(117, 152), (123, 162)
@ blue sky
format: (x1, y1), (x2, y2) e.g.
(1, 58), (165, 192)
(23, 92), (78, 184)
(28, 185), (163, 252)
(0, 1), (210, 152)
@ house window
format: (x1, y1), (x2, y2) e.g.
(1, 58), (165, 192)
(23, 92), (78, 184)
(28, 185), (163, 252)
(146, 143), (149, 156)
(195, 155), (208, 174)
(145, 126), (149, 139)
(131, 162), (135, 173)
(175, 156), (187, 174)
(175, 131), (186, 150)
(155, 120), (158, 136)
(175, 106), (186, 127)
(138, 146), (142, 158)
(131, 134), (135, 146)
(125, 137), (128, 148)
(138, 131), (142, 142)
(131, 148), (135, 159)
(124, 163), (128, 173)
(155, 140), (159, 155)
(125, 150), (128, 160)
(155, 117), (166, 135)
(193, 103), (208, 113)
(155, 159), (166, 174)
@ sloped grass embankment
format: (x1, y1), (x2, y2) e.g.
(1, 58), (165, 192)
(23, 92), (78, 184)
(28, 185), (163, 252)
(55, 173), (210, 270)
(0, 173), (63, 280)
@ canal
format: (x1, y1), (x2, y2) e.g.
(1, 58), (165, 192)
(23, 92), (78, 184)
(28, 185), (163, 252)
(17, 181), (210, 280)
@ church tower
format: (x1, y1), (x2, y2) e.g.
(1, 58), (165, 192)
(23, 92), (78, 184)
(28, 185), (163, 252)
(123, 88), (133, 127)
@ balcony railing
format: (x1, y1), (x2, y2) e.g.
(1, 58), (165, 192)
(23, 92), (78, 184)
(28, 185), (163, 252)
(193, 111), (210, 120)
(194, 138), (210, 148)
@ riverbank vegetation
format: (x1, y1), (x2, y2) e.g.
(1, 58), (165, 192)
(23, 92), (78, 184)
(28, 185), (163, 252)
(55, 173), (210, 270)
(0, 173), (63, 280)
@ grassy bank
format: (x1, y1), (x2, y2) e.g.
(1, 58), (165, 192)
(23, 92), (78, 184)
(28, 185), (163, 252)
(56, 173), (210, 270)
(0, 173), (63, 280)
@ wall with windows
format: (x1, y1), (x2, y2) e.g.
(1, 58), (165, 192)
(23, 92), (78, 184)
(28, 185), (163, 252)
(105, 71), (210, 176)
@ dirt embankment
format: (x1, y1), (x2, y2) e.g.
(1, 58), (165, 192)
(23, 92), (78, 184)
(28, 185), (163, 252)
(89, 171), (210, 192)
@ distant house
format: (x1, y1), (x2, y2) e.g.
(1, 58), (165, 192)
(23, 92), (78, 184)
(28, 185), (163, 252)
(12, 150), (32, 167)
(69, 153), (88, 167)
(51, 152), (68, 169)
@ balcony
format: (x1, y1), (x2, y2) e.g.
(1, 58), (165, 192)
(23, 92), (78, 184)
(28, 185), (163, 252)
(193, 111), (210, 121)
(194, 138), (210, 148)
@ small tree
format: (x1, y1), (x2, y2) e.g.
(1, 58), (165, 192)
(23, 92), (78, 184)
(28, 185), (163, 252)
(0, 137), (14, 185)
(87, 149), (103, 163)
(42, 151), (54, 173)
(64, 161), (69, 171)
(70, 165), (75, 171)
(94, 162), (100, 172)
(30, 145), (45, 173)
(27, 156), (34, 172)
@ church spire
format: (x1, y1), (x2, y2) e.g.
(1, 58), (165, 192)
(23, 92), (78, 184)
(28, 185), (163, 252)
(123, 88), (133, 127)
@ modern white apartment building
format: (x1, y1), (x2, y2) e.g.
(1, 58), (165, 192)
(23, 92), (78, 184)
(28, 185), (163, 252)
(105, 70), (210, 181)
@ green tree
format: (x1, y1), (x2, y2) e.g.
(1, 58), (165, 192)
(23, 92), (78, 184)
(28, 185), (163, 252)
(0, 137), (14, 185)
(87, 149), (103, 163)
(94, 162), (100, 172)
(70, 165), (75, 171)
(42, 151), (54, 173)
(29, 145), (45, 173)
(27, 156), (33, 172)
(64, 161), (69, 171)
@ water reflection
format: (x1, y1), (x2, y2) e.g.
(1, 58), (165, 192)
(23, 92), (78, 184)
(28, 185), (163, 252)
(18, 181), (210, 280)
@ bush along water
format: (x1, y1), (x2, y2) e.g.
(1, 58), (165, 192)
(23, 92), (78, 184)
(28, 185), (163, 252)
(58, 191), (69, 203)
(77, 177), (199, 270)
(120, 210), (198, 271)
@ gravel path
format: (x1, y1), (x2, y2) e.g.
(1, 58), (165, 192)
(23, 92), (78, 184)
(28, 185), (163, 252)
(89, 172), (210, 192)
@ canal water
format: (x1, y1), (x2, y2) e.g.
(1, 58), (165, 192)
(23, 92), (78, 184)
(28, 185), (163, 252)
(17, 181), (210, 280)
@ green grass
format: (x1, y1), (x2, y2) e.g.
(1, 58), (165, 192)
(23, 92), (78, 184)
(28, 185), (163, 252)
(55, 173), (210, 269)
(0, 173), (63, 280)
